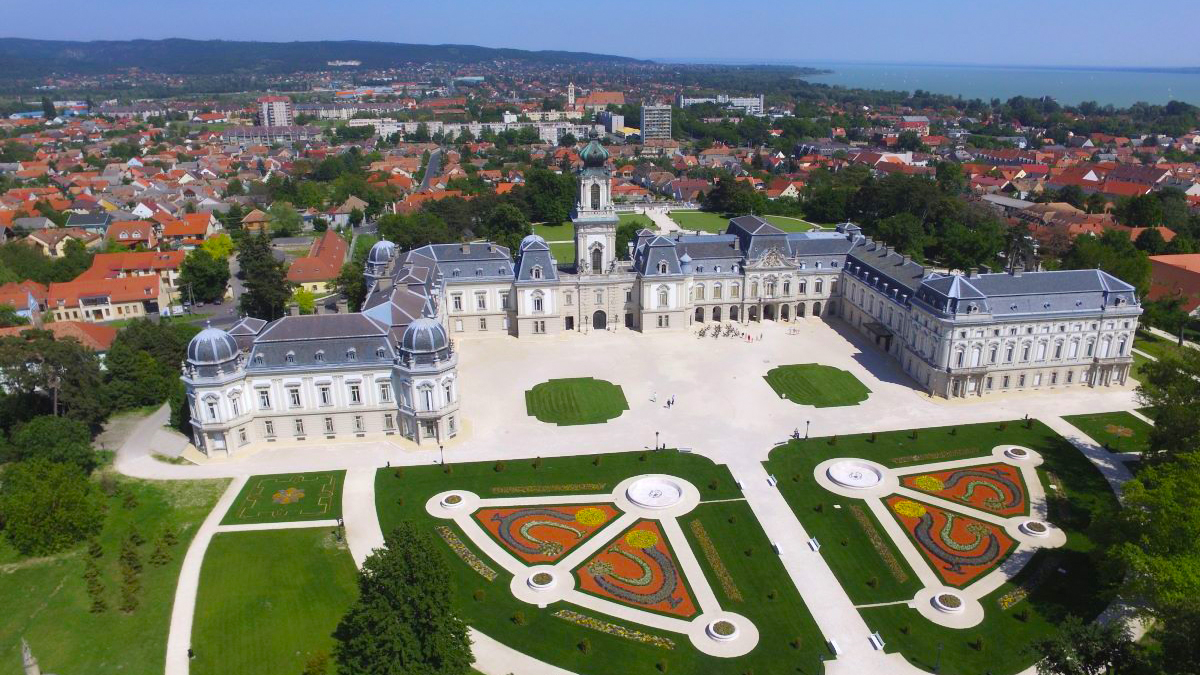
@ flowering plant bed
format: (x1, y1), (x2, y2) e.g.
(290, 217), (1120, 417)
(899, 463), (1029, 516)
(475, 503), (619, 563)
(688, 518), (744, 601)
(849, 504), (910, 583)
(489, 482), (607, 495)
(576, 520), (699, 618)
(552, 609), (676, 650)
(435, 525), (497, 582)
(223, 471), (344, 524)
(885, 495), (1015, 587)
(712, 620), (736, 636)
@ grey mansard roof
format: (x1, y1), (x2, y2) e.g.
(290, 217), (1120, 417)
(917, 269), (1139, 318)
(515, 237), (560, 282)
(247, 314), (393, 370)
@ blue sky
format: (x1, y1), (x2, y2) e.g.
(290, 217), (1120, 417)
(5, 0), (1196, 68)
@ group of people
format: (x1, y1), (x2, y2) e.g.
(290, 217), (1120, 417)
(696, 323), (752, 340)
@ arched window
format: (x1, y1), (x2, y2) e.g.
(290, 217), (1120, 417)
(591, 246), (603, 272)
(731, 283), (740, 297)
(376, 347), (386, 358)
(765, 280), (776, 297)
(751, 281), (759, 297)
(531, 266), (542, 280)
(253, 353), (264, 365)
(783, 280), (791, 295)
(590, 182), (601, 210)
(346, 348), (356, 361)
(1118, 336), (1127, 356)
(204, 396), (219, 421)
(815, 279), (823, 294)
(713, 283), (723, 299)
(285, 351), (295, 363)
(955, 348), (965, 368)
(657, 261), (668, 274)
(443, 379), (454, 404)
(694, 284), (705, 301)
(314, 350), (325, 362)
(799, 280), (807, 294)
(229, 394), (240, 417)
(419, 385), (434, 412)
(532, 291), (544, 313)
(657, 287), (669, 309)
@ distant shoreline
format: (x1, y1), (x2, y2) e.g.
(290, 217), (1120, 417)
(656, 58), (1200, 76)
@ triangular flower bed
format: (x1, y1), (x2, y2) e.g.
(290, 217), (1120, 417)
(574, 520), (698, 618)
(474, 503), (620, 564)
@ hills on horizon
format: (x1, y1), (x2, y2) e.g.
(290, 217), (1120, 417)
(0, 37), (650, 79)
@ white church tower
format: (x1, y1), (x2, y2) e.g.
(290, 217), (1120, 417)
(572, 136), (618, 276)
(567, 82), (576, 109)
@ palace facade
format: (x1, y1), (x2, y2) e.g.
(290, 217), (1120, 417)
(183, 138), (1140, 457)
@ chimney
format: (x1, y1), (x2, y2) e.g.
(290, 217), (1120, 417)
(288, 303), (300, 316)
(1011, 265), (1024, 278)
(460, 242), (470, 254)
(336, 298), (348, 314)
(968, 268), (980, 279)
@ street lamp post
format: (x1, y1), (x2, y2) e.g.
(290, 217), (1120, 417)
(439, 443), (445, 465)
(655, 431), (660, 450)
(805, 420), (810, 440)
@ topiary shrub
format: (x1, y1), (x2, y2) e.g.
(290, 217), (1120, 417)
(511, 610), (526, 625)
(494, 461), (506, 472)
(532, 457), (542, 469)
(473, 589), (486, 602)
(578, 638), (592, 654)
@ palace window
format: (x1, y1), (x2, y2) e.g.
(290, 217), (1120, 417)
(420, 386), (434, 412)
(285, 351), (295, 363)
(657, 288), (669, 309)
(314, 350), (325, 362)
(325, 417), (335, 434)
(476, 293), (486, 310)
(452, 294), (463, 311)
(531, 266), (543, 280)
(294, 419), (305, 436)
(815, 279), (823, 294)
(384, 413), (395, 430)
(532, 292), (544, 313)
(288, 387), (301, 408)
(346, 348), (356, 361)
(348, 384), (362, 404)
(230, 396), (240, 417)
(205, 398), (218, 421)
(443, 380), (454, 404)
(713, 284), (723, 299)
(799, 280), (807, 295)
(258, 390), (271, 409)
(354, 415), (364, 432)
(379, 382), (392, 402)
(264, 420), (275, 437)
(658, 261), (668, 274)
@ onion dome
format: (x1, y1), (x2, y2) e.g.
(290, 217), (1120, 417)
(367, 240), (396, 265)
(400, 317), (450, 355)
(187, 324), (240, 366)
(579, 139), (610, 168)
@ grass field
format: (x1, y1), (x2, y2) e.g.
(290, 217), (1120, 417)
(0, 473), (228, 674)
(668, 211), (819, 234)
(763, 364), (871, 407)
(532, 213), (654, 243)
(764, 420), (1120, 675)
(191, 528), (358, 675)
(549, 241), (575, 264)
(1134, 330), (1193, 362)
(1062, 410), (1154, 454)
(220, 470), (345, 525)
(375, 451), (828, 675)
(525, 377), (630, 425)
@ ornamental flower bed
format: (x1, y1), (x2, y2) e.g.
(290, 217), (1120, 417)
(552, 609), (675, 650)
(711, 620), (736, 636)
(937, 593), (962, 608)
(475, 503), (620, 563)
(899, 463), (1029, 517)
(997, 553), (1060, 610)
(490, 482), (607, 494)
(885, 496), (1016, 587)
(848, 504), (909, 583)
(688, 519), (744, 602)
(891, 448), (981, 465)
(435, 525), (498, 582)
(576, 520), (698, 618)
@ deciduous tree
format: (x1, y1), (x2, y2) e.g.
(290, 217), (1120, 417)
(0, 459), (104, 556)
(333, 522), (472, 675)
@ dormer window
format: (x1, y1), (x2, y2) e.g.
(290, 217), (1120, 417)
(346, 348), (357, 361)
(285, 351), (295, 363)
(314, 350), (325, 362)
(658, 261), (668, 274)
(531, 266), (543, 280)
(253, 353), (263, 365)
(475, 268), (483, 276)
(452, 269), (461, 277)
(376, 347), (386, 358)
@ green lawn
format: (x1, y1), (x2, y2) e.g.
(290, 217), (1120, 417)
(1133, 330), (1192, 362)
(668, 211), (819, 234)
(0, 473), (228, 674)
(549, 241), (575, 264)
(220, 470), (345, 525)
(533, 213), (654, 243)
(763, 364), (871, 407)
(191, 528), (358, 675)
(525, 377), (630, 425)
(764, 420), (1121, 675)
(1062, 411), (1154, 454)
(375, 451), (828, 675)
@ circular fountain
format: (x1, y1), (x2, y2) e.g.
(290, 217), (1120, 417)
(626, 477), (685, 509)
(827, 460), (884, 489)
(1019, 520), (1050, 537)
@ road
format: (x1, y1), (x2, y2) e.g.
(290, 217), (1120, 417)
(419, 147), (443, 192)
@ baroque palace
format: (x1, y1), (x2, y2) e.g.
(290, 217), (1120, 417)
(182, 138), (1141, 457)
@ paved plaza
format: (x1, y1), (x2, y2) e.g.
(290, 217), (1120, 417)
(125, 317), (1144, 675)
